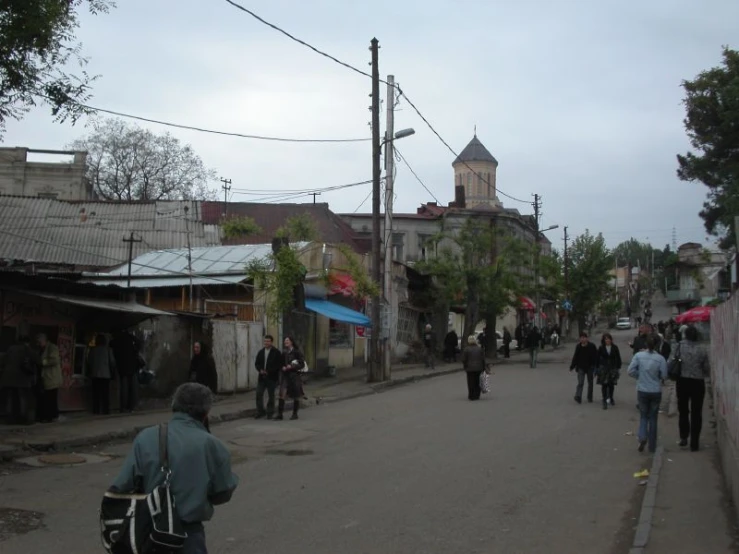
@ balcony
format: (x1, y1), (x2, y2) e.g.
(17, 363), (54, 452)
(666, 289), (701, 304)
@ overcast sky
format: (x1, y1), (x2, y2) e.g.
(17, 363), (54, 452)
(5, 0), (738, 250)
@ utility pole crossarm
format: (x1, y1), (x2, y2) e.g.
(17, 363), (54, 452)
(220, 178), (232, 217)
(122, 232), (143, 288)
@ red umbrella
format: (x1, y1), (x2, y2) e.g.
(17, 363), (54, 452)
(675, 305), (714, 324)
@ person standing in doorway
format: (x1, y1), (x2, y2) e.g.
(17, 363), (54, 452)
(0, 336), (39, 424)
(278, 336), (305, 420)
(672, 325), (710, 451)
(502, 327), (512, 359)
(515, 324), (524, 352)
(111, 331), (141, 413)
(423, 324), (436, 369)
(36, 333), (62, 423)
(525, 326), (542, 368)
(443, 328), (459, 363)
(254, 335), (283, 419)
(87, 334), (117, 415)
(628, 335), (668, 453)
(461, 335), (485, 401)
(570, 331), (598, 404)
(190, 342), (218, 395)
(597, 333), (622, 409)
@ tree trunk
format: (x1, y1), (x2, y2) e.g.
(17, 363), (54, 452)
(481, 309), (498, 359)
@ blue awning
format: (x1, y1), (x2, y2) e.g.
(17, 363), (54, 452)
(304, 298), (371, 326)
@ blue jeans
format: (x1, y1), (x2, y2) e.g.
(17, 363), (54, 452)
(183, 529), (207, 554)
(637, 391), (662, 453)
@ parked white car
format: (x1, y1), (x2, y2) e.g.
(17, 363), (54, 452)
(616, 317), (632, 330)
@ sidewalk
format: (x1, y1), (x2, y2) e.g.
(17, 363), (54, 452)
(0, 361), (464, 460)
(633, 392), (739, 553)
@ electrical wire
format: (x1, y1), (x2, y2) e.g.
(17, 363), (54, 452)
(394, 148), (440, 204)
(353, 190), (372, 213)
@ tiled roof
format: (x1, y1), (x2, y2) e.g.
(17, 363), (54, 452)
(201, 201), (364, 252)
(0, 196), (221, 270)
(453, 135), (498, 166)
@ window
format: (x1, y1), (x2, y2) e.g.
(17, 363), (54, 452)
(467, 173), (472, 185)
(418, 234), (432, 261)
(329, 320), (352, 348)
(392, 233), (404, 261)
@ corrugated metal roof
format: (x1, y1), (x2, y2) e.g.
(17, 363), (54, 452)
(98, 243), (307, 278)
(0, 196), (222, 269)
(81, 274), (247, 289)
(18, 290), (171, 316)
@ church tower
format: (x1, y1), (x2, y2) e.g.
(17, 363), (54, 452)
(452, 134), (500, 208)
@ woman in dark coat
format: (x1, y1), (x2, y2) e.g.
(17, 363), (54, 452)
(189, 341), (218, 394)
(278, 336), (305, 420)
(443, 330), (459, 362)
(597, 333), (622, 410)
(461, 335), (485, 401)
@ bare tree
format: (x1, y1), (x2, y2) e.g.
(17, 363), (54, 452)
(70, 118), (218, 201)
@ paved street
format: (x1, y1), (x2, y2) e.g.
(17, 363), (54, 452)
(0, 330), (735, 553)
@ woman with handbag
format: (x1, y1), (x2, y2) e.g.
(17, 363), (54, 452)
(278, 336), (305, 420)
(597, 333), (622, 409)
(671, 325), (710, 451)
(461, 335), (485, 401)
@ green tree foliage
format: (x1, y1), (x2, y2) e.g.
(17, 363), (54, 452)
(0, 0), (113, 139)
(276, 213), (319, 242)
(330, 244), (379, 299)
(71, 118), (217, 200)
(246, 244), (306, 322)
(677, 47), (739, 249)
(567, 231), (612, 332)
(221, 216), (262, 239)
(418, 219), (528, 345)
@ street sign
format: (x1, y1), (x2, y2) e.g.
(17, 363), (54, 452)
(356, 325), (370, 338)
(562, 300), (573, 311)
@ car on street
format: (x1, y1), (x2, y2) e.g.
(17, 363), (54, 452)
(616, 317), (632, 330)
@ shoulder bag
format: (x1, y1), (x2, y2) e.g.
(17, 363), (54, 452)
(667, 344), (682, 381)
(100, 424), (187, 553)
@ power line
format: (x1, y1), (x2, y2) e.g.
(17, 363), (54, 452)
(394, 148), (440, 204)
(353, 190), (373, 213)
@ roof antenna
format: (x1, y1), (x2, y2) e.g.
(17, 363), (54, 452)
(474, 124), (477, 136)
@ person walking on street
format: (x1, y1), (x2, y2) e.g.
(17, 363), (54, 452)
(597, 333), (622, 409)
(461, 335), (485, 401)
(278, 336), (305, 420)
(672, 325), (710, 451)
(36, 333), (62, 423)
(515, 324), (524, 351)
(502, 327), (512, 358)
(628, 335), (668, 453)
(109, 383), (239, 553)
(0, 336), (39, 424)
(443, 329), (459, 363)
(423, 324), (436, 369)
(254, 335), (282, 419)
(111, 331), (142, 413)
(86, 334), (117, 415)
(570, 331), (598, 404)
(190, 342), (218, 395)
(525, 326), (542, 368)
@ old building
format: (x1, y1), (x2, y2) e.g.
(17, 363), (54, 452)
(666, 242), (732, 312)
(0, 147), (92, 200)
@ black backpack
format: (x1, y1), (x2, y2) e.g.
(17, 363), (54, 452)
(100, 424), (187, 553)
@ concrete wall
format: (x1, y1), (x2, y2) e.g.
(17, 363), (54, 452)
(0, 147), (91, 200)
(710, 294), (739, 526)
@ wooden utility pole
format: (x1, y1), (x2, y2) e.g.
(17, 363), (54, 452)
(184, 205), (194, 311)
(310, 192), (321, 204)
(123, 232), (142, 288)
(563, 225), (570, 337)
(220, 178), (232, 217)
(369, 37), (382, 383)
(532, 193), (541, 327)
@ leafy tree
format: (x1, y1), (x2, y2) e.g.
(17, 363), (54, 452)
(222, 216), (262, 239)
(567, 231), (612, 332)
(677, 47), (739, 249)
(70, 118), (217, 200)
(418, 218), (528, 356)
(0, 1), (113, 139)
(276, 213), (319, 242)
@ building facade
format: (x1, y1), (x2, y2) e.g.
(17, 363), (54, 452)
(0, 147), (92, 200)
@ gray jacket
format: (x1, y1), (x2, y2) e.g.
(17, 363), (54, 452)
(672, 340), (710, 380)
(110, 413), (239, 525)
(462, 344), (486, 372)
(86, 346), (117, 379)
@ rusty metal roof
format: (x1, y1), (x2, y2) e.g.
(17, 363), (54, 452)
(0, 196), (222, 270)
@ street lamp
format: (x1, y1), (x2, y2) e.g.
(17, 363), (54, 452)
(381, 121), (415, 381)
(535, 224), (559, 328)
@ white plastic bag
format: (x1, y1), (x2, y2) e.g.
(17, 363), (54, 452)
(480, 372), (490, 394)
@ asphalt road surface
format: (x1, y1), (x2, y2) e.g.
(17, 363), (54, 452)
(1, 330), (651, 554)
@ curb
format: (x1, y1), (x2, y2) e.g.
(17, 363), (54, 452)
(630, 445), (665, 553)
(0, 367), (462, 461)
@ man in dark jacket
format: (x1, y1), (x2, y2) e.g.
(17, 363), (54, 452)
(254, 335), (283, 419)
(443, 329), (459, 362)
(570, 331), (599, 404)
(0, 336), (39, 424)
(111, 331), (142, 413)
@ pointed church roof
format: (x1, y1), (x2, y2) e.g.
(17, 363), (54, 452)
(453, 135), (498, 166)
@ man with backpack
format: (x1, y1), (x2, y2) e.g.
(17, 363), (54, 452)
(107, 383), (239, 553)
